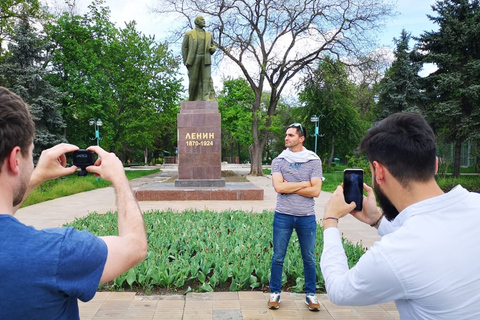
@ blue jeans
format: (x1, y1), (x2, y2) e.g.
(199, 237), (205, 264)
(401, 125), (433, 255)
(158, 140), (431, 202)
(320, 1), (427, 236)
(270, 211), (317, 294)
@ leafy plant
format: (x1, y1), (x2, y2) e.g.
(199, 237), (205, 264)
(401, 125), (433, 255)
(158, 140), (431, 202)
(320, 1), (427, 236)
(65, 210), (367, 293)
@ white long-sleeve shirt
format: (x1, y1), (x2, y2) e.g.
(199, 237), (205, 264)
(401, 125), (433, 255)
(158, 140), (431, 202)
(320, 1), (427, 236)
(320, 185), (480, 319)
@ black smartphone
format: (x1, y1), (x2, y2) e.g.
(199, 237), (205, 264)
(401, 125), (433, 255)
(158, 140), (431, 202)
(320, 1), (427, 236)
(343, 169), (364, 211)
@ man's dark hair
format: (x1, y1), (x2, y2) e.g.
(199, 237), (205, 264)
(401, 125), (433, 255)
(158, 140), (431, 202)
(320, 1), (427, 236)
(0, 87), (35, 171)
(360, 112), (436, 187)
(288, 123), (306, 138)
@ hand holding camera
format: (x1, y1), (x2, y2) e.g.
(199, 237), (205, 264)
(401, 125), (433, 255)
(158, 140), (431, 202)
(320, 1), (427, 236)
(72, 149), (96, 176)
(324, 169), (381, 227)
(83, 146), (127, 186)
(343, 169), (364, 211)
(71, 146), (125, 184)
(29, 143), (80, 190)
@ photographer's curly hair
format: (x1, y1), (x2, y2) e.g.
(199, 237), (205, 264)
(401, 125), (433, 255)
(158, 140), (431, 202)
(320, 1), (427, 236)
(0, 87), (35, 172)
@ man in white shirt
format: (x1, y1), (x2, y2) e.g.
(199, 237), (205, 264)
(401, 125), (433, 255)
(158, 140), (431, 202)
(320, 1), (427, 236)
(320, 112), (480, 319)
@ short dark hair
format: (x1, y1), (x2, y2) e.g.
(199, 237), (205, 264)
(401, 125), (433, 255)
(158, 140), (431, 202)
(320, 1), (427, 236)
(360, 112), (436, 187)
(0, 87), (35, 171)
(288, 123), (306, 138)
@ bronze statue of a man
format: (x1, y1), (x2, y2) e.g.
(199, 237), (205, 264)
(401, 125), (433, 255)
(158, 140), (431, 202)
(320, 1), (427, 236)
(182, 16), (216, 101)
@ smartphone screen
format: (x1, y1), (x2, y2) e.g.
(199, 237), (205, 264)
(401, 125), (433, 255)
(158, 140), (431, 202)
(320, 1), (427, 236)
(343, 169), (364, 211)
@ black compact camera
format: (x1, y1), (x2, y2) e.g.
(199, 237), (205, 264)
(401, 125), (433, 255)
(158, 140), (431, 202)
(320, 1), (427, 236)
(72, 150), (96, 176)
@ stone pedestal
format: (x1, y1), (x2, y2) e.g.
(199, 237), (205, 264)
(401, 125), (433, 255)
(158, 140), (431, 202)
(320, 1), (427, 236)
(133, 101), (264, 201)
(175, 101), (225, 187)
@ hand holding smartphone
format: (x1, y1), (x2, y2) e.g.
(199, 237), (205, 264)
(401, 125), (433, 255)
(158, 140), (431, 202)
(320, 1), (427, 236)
(343, 169), (363, 211)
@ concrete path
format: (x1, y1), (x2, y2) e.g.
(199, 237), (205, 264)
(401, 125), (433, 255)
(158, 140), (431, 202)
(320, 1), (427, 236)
(15, 164), (397, 320)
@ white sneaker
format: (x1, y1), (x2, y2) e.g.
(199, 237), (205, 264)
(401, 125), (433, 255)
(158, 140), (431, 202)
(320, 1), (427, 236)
(305, 294), (320, 311)
(268, 292), (281, 309)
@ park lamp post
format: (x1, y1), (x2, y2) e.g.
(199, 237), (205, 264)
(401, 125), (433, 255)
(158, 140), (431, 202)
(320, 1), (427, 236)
(89, 118), (103, 146)
(310, 114), (325, 155)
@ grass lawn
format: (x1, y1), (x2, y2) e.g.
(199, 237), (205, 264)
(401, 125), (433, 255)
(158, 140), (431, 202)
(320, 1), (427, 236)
(21, 169), (160, 208)
(23, 168), (479, 208)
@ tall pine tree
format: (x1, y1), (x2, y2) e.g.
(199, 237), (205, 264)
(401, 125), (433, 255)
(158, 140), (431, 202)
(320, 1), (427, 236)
(0, 0), (43, 63)
(377, 29), (425, 119)
(0, 15), (66, 157)
(418, 0), (480, 177)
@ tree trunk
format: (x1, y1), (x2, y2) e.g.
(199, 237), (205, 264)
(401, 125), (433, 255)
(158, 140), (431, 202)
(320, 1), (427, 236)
(249, 94), (265, 176)
(249, 142), (264, 175)
(144, 147), (148, 165)
(327, 135), (335, 172)
(237, 142), (241, 163)
(452, 138), (462, 178)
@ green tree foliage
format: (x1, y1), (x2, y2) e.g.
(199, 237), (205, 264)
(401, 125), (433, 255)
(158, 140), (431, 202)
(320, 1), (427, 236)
(218, 78), (254, 163)
(0, 17), (66, 156)
(0, 0), (44, 62)
(352, 53), (389, 122)
(45, 0), (183, 160)
(354, 81), (380, 123)
(153, 0), (394, 175)
(103, 21), (182, 160)
(218, 79), (292, 164)
(417, 0), (480, 177)
(299, 58), (369, 171)
(377, 30), (425, 119)
(264, 98), (295, 163)
(45, 5), (119, 149)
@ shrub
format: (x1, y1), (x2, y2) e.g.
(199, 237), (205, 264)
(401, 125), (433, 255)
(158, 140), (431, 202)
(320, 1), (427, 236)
(346, 155), (370, 173)
(436, 175), (480, 192)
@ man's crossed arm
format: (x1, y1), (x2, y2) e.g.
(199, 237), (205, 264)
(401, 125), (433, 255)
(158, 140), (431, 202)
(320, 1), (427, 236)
(272, 172), (322, 198)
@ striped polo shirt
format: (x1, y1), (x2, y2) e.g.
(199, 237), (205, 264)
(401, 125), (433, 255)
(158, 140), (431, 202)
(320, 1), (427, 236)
(271, 157), (323, 216)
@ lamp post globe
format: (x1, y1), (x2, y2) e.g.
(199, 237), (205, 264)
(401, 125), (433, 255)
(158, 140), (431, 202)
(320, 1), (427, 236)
(88, 118), (103, 146)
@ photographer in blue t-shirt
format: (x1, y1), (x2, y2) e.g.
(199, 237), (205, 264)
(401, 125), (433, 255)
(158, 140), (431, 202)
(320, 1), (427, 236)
(0, 87), (148, 319)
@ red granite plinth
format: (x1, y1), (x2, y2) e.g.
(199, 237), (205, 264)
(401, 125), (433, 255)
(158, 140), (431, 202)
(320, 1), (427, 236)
(136, 101), (266, 200)
(134, 182), (264, 201)
(175, 178), (226, 187)
(177, 101), (222, 182)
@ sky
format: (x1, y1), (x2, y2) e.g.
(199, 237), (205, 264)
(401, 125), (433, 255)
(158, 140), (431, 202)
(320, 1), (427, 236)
(382, 0), (438, 48)
(43, 0), (440, 85)
(54, 0), (439, 48)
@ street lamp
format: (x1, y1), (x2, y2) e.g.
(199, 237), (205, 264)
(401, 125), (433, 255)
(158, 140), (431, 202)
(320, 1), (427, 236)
(310, 114), (325, 155)
(89, 118), (103, 146)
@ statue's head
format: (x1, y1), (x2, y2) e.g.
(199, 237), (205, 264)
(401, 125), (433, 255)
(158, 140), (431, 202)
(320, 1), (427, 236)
(194, 16), (206, 28)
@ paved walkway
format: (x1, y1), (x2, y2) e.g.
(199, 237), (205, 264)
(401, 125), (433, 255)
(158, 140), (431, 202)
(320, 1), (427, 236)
(15, 164), (398, 320)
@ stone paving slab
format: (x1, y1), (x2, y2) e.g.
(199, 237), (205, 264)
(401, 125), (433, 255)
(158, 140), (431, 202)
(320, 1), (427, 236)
(79, 292), (400, 320)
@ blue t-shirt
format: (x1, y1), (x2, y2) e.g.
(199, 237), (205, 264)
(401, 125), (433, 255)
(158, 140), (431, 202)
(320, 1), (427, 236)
(0, 215), (108, 319)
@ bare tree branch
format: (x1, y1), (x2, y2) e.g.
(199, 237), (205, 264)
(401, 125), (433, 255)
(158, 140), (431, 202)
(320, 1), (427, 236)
(150, 0), (395, 175)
